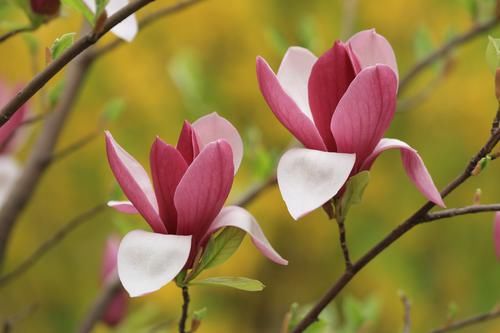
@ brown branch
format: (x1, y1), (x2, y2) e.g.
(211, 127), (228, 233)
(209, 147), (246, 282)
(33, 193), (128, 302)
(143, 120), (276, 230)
(422, 204), (500, 222)
(400, 292), (411, 333)
(0, 0), (162, 125)
(179, 286), (190, 333)
(399, 17), (500, 94)
(77, 275), (121, 333)
(429, 306), (500, 333)
(0, 203), (106, 288)
(0, 26), (37, 44)
(291, 128), (500, 332)
(233, 174), (277, 207)
(1, 304), (38, 333)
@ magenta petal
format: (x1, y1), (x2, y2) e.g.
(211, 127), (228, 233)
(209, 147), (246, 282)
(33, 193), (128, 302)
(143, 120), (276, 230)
(174, 140), (234, 241)
(150, 137), (188, 234)
(105, 131), (166, 233)
(102, 290), (128, 327)
(107, 201), (138, 214)
(308, 41), (356, 151)
(203, 206), (288, 265)
(331, 65), (397, 167)
(192, 112), (244, 173)
(256, 56), (326, 151)
(176, 121), (200, 164)
(347, 29), (399, 80)
(102, 235), (120, 282)
(494, 213), (500, 260)
(361, 138), (445, 207)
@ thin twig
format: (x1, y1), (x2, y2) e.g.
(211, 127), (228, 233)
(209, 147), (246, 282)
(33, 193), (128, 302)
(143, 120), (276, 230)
(422, 204), (500, 222)
(77, 275), (121, 333)
(0, 26), (37, 44)
(429, 306), (500, 333)
(291, 127), (500, 332)
(399, 17), (500, 94)
(19, 112), (51, 127)
(233, 174), (277, 207)
(400, 292), (411, 333)
(1, 304), (38, 333)
(51, 130), (100, 161)
(0, 203), (106, 288)
(179, 286), (190, 333)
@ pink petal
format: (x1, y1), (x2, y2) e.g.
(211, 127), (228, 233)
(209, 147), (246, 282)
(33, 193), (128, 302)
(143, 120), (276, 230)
(102, 235), (120, 282)
(105, 131), (166, 233)
(102, 290), (128, 327)
(117, 230), (192, 297)
(276, 47), (317, 120)
(204, 206), (288, 265)
(174, 140), (234, 241)
(176, 121), (200, 164)
(107, 201), (138, 214)
(192, 112), (244, 172)
(494, 212), (500, 260)
(256, 56), (326, 151)
(331, 65), (397, 168)
(361, 138), (445, 207)
(82, 0), (137, 42)
(150, 137), (188, 234)
(308, 42), (356, 150)
(277, 148), (356, 219)
(347, 29), (398, 80)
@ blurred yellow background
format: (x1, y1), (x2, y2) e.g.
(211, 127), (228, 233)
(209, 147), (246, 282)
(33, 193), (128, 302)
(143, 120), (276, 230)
(0, 0), (499, 332)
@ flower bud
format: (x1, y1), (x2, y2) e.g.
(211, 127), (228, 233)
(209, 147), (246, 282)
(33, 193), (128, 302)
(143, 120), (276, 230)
(30, 0), (60, 16)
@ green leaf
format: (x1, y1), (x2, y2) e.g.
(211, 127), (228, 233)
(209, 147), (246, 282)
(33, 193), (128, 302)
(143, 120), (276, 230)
(340, 295), (380, 333)
(22, 34), (39, 56)
(48, 80), (65, 107)
(340, 171), (370, 216)
(193, 307), (207, 321)
(413, 25), (443, 72)
(50, 32), (76, 60)
(101, 98), (126, 122)
(287, 302), (337, 333)
(189, 227), (245, 280)
(94, 0), (109, 18)
(61, 0), (94, 24)
(190, 277), (265, 292)
(486, 35), (500, 72)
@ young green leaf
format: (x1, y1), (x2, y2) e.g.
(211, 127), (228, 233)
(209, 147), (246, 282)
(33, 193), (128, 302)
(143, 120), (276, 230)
(190, 277), (265, 292)
(193, 307), (207, 321)
(486, 36), (500, 72)
(101, 98), (126, 122)
(95, 0), (109, 18)
(50, 32), (76, 60)
(188, 227), (245, 281)
(61, 0), (94, 24)
(339, 171), (370, 216)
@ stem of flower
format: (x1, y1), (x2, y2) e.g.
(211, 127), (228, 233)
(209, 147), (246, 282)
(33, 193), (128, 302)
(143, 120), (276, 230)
(333, 199), (353, 270)
(179, 286), (190, 333)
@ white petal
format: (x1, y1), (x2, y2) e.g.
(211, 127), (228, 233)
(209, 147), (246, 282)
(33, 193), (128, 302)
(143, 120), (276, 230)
(82, 0), (138, 42)
(0, 157), (20, 208)
(277, 47), (317, 120)
(117, 230), (191, 297)
(107, 200), (139, 214)
(277, 148), (355, 220)
(192, 112), (244, 172)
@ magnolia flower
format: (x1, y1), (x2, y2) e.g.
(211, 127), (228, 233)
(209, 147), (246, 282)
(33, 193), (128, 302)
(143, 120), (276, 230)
(0, 82), (29, 207)
(106, 113), (287, 297)
(83, 0), (138, 42)
(256, 29), (444, 219)
(494, 213), (500, 260)
(101, 235), (128, 326)
(30, 0), (60, 16)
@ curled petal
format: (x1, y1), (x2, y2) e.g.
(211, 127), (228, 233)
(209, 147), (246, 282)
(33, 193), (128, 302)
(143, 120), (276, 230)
(494, 212), (500, 260)
(176, 121), (200, 164)
(277, 47), (317, 120)
(348, 29), (399, 80)
(361, 138), (445, 207)
(204, 206), (288, 265)
(308, 41), (356, 150)
(331, 65), (397, 168)
(107, 201), (138, 214)
(175, 140), (234, 240)
(277, 148), (356, 219)
(0, 157), (20, 207)
(117, 230), (192, 297)
(256, 56), (326, 151)
(192, 112), (244, 172)
(105, 131), (165, 233)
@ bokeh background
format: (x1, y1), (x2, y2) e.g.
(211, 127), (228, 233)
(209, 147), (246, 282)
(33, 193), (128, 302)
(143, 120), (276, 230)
(0, 0), (499, 332)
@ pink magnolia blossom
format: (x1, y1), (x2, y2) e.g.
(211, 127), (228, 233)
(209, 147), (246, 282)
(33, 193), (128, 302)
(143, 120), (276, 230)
(0, 82), (29, 207)
(101, 235), (128, 327)
(494, 213), (500, 260)
(82, 0), (138, 42)
(256, 29), (445, 219)
(105, 113), (287, 297)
